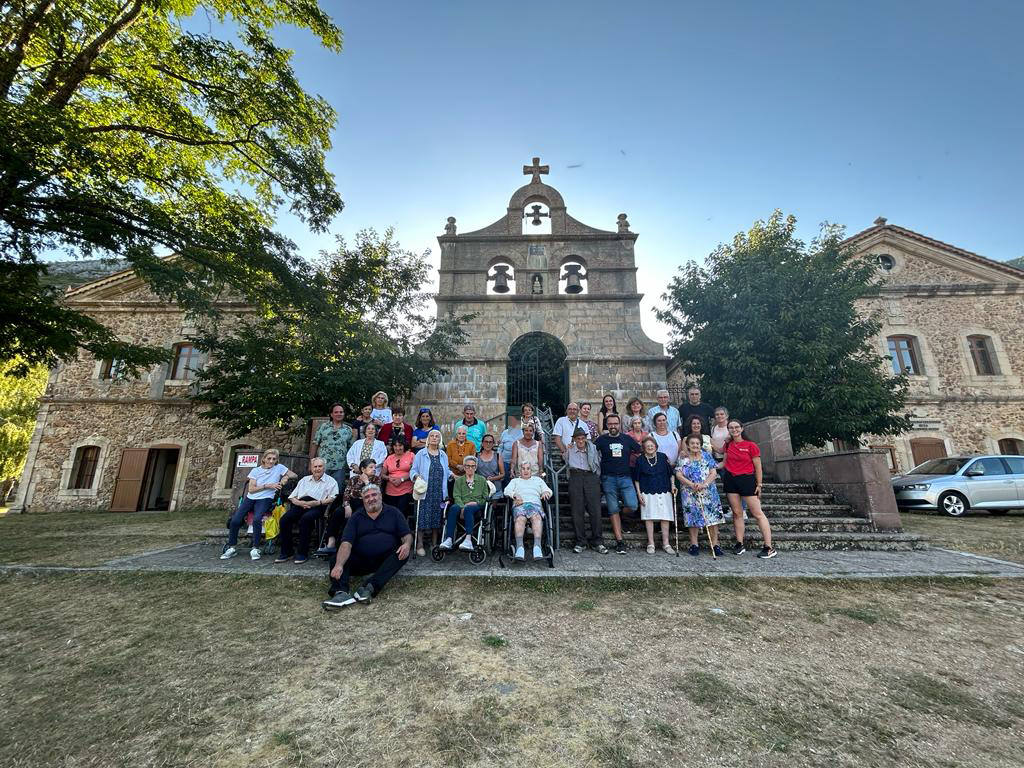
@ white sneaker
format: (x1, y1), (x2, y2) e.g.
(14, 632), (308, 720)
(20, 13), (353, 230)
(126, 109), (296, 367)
(246, 524), (253, 535)
(250, 548), (261, 560)
(532, 544), (544, 560)
(220, 546), (237, 560)
(459, 537), (475, 551)
(514, 545), (525, 561)
(439, 537), (453, 551)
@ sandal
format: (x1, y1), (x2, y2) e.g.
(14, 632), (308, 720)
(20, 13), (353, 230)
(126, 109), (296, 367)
(646, 544), (656, 554)
(663, 545), (676, 555)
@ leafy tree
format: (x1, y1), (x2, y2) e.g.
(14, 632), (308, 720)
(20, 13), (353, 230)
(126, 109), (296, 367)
(192, 229), (470, 437)
(0, 359), (47, 502)
(657, 211), (911, 449)
(0, 0), (341, 375)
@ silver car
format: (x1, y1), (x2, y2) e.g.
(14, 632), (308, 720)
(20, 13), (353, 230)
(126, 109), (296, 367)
(892, 455), (1024, 517)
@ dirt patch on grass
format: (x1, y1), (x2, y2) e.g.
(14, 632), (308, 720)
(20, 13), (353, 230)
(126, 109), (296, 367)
(0, 508), (221, 566)
(902, 511), (1024, 565)
(1, 573), (1023, 767)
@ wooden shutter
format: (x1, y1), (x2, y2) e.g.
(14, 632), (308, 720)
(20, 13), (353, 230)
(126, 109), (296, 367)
(110, 448), (150, 512)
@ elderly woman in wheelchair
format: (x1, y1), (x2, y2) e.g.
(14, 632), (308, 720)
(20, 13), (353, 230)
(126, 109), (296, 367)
(440, 454), (490, 553)
(503, 461), (553, 561)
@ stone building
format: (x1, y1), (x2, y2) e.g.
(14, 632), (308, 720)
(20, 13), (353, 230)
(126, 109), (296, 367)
(414, 157), (667, 427)
(668, 217), (1024, 472)
(8, 269), (297, 514)
(849, 218), (1024, 471)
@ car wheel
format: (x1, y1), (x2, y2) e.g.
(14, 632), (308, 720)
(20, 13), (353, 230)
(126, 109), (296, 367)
(939, 492), (969, 517)
(988, 510), (1008, 516)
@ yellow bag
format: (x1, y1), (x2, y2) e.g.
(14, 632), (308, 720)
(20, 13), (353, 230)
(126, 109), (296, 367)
(263, 503), (285, 540)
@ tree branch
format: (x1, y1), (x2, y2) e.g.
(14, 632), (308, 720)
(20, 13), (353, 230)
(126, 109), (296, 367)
(47, 0), (145, 108)
(0, 0), (56, 99)
(83, 123), (253, 148)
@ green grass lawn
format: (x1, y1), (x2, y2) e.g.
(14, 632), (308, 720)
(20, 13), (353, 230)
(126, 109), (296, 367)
(901, 510), (1024, 565)
(1, 572), (1022, 767)
(0, 508), (223, 566)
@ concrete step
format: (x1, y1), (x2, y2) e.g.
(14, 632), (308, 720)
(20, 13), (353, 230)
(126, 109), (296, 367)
(557, 517), (871, 535)
(573, 530), (926, 552)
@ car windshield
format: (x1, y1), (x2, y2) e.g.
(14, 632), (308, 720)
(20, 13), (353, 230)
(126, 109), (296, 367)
(909, 457), (971, 475)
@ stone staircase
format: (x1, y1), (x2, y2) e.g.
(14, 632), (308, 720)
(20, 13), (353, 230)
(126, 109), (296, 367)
(537, 410), (925, 552)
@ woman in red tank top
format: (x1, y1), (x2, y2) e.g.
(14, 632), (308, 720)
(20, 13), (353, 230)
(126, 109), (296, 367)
(722, 419), (776, 559)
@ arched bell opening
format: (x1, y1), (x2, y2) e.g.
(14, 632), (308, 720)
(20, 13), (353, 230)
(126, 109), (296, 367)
(487, 262), (516, 295)
(522, 202), (551, 235)
(559, 261), (588, 295)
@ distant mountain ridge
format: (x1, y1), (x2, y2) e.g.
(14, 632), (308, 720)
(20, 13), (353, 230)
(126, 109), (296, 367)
(40, 258), (128, 290)
(1008, 256), (1024, 269)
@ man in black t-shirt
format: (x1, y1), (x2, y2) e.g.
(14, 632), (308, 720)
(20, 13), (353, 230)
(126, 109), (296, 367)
(322, 484), (412, 609)
(679, 385), (715, 435)
(593, 414), (641, 554)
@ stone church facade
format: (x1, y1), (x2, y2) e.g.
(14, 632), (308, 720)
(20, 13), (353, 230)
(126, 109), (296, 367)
(9, 159), (1024, 513)
(414, 157), (667, 427)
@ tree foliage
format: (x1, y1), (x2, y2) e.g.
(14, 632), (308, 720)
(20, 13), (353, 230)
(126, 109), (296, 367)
(192, 229), (470, 437)
(0, 0), (342, 373)
(0, 358), (47, 500)
(657, 211), (912, 449)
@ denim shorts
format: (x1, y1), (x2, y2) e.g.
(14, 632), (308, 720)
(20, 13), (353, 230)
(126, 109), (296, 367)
(601, 474), (638, 515)
(512, 502), (544, 519)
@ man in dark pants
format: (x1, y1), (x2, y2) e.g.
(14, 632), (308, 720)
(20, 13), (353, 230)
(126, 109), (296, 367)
(275, 458), (338, 564)
(322, 484), (412, 609)
(567, 428), (607, 554)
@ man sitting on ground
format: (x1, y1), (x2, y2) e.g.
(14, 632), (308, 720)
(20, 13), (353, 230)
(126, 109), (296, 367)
(322, 484), (412, 609)
(275, 458), (339, 564)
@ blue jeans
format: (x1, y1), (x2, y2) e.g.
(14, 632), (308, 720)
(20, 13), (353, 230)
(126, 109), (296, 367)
(444, 503), (480, 540)
(227, 496), (274, 548)
(601, 475), (638, 516)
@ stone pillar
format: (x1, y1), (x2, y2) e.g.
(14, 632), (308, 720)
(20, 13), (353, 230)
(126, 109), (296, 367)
(741, 416), (793, 479)
(775, 450), (903, 531)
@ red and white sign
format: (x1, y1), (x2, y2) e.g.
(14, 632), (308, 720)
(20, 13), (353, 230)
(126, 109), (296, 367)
(236, 453), (260, 468)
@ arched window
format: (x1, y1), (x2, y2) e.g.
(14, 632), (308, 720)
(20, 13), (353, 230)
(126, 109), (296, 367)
(522, 202), (551, 235)
(967, 335), (1000, 376)
(69, 446), (100, 489)
(170, 342), (200, 380)
(998, 438), (1024, 456)
(887, 335), (923, 375)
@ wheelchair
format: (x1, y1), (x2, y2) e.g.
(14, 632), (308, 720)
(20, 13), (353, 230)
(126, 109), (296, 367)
(498, 496), (555, 569)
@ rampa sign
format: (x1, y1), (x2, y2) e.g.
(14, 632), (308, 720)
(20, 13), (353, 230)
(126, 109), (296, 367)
(236, 453), (260, 468)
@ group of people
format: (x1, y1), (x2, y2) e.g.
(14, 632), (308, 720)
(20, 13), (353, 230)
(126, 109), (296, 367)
(219, 386), (776, 611)
(552, 387), (775, 560)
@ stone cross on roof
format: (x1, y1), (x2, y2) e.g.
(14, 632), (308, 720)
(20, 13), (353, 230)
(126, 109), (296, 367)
(523, 156), (549, 184)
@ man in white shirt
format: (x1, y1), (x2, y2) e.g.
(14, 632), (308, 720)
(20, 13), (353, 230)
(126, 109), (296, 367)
(552, 402), (583, 458)
(646, 389), (681, 433)
(275, 458), (339, 564)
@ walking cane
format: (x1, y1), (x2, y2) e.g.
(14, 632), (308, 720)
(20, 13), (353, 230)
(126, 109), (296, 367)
(672, 486), (680, 557)
(706, 522), (717, 559)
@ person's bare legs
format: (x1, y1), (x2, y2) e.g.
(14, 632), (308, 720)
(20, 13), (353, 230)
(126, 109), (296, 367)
(530, 514), (543, 545)
(708, 525), (720, 547)
(660, 520), (671, 548)
(727, 492), (745, 543)
(744, 494), (772, 547)
(610, 512), (624, 541)
(688, 526), (699, 546)
(514, 516), (527, 540)
(644, 520), (655, 548)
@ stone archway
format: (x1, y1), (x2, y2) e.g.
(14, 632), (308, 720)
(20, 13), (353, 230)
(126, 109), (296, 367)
(507, 332), (569, 415)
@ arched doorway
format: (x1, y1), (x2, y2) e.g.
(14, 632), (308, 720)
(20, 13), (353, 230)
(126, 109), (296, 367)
(507, 332), (569, 415)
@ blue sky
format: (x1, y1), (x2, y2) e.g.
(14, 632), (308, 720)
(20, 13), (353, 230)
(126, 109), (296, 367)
(274, 0), (1023, 343)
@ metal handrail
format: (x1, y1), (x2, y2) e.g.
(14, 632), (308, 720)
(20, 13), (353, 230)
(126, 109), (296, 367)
(537, 406), (564, 548)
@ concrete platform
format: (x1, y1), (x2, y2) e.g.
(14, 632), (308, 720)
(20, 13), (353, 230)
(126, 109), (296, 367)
(63, 540), (1024, 580)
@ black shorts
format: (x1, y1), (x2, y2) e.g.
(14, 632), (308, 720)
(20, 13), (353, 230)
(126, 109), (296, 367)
(722, 469), (757, 497)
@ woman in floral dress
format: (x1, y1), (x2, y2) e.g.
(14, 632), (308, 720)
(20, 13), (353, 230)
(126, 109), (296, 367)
(674, 434), (725, 557)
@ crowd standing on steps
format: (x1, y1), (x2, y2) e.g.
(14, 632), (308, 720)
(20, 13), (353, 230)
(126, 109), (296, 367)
(218, 390), (778, 612)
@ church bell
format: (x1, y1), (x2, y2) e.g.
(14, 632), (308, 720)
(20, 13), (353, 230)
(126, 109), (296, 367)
(528, 204), (546, 226)
(562, 263), (584, 294)
(490, 264), (511, 293)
